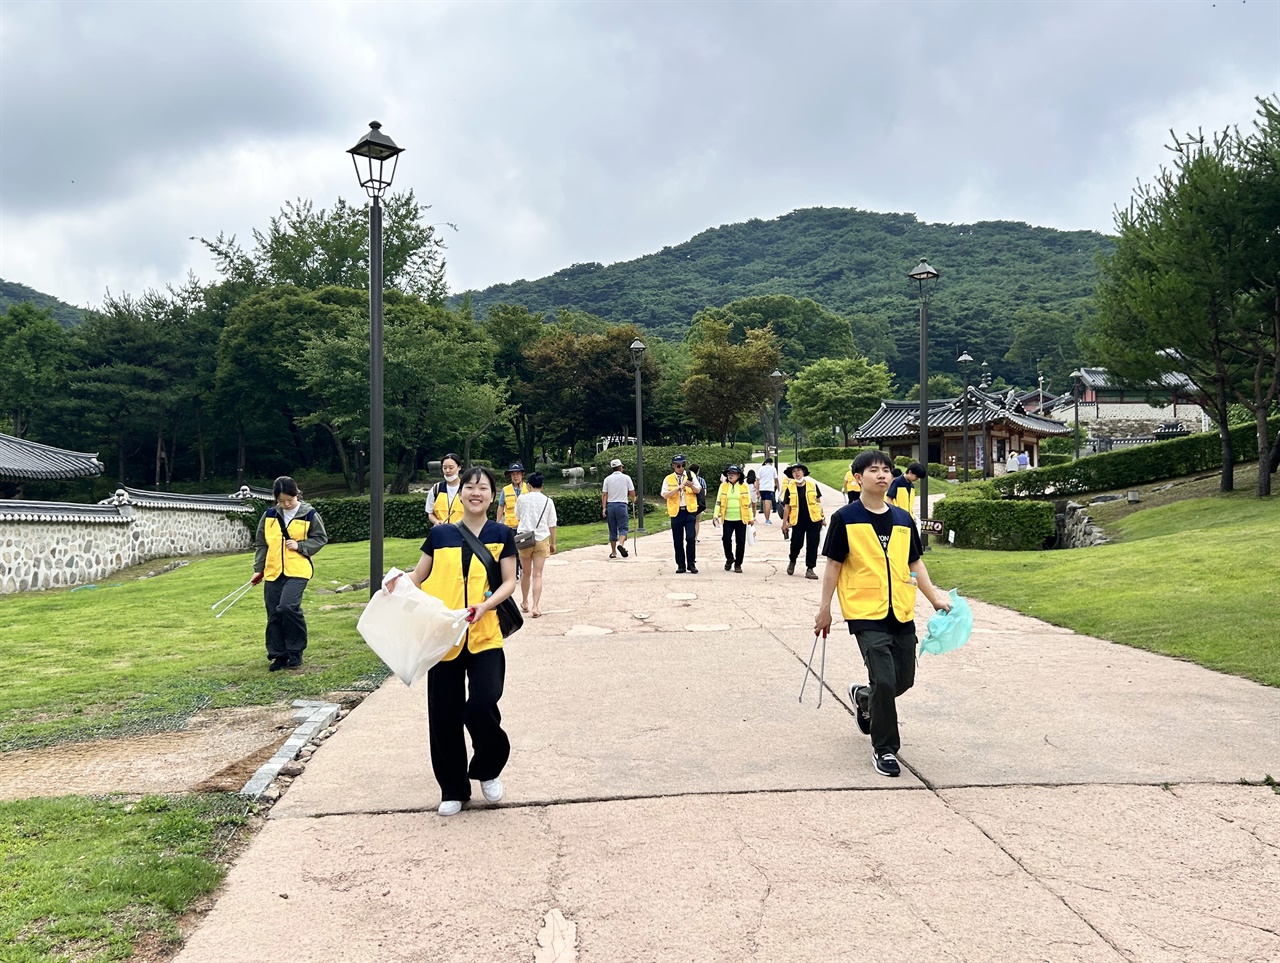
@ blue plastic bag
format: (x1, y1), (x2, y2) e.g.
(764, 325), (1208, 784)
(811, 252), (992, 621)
(918, 590), (973, 656)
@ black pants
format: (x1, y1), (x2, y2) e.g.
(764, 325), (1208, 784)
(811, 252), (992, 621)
(670, 509), (697, 569)
(721, 519), (747, 565)
(853, 626), (918, 755)
(847, 491), (860, 504)
(788, 520), (823, 570)
(427, 646), (510, 802)
(263, 575), (308, 660)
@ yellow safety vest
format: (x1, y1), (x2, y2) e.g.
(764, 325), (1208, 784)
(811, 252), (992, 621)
(888, 478), (914, 513)
(421, 522), (509, 658)
(663, 472), (699, 515)
(834, 503), (917, 622)
(714, 482), (755, 523)
(428, 483), (464, 525)
(782, 480), (824, 523)
(261, 510), (318, 580)
(843, 470), (860, 494)
(500, 482), (528, 527)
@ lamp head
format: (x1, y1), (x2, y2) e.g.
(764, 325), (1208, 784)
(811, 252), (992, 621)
(907, 257), (939, 283)
(347, 121), (403, 198)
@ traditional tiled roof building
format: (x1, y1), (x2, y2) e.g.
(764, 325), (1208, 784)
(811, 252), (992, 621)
(0, 433), (104, 483)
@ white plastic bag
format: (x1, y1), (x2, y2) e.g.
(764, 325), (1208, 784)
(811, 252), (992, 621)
(746, 523), (757, 546)
(357, 568), (469, 686)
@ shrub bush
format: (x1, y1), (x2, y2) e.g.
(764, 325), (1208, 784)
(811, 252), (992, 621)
(1039, 453), (1072, 468)
(592, 444), (753, 497)
(944, 480), (1001, 500)
(797, 446), (877, 463)
(991, 416), (1279, 498)
(933, 497), (1055, 550)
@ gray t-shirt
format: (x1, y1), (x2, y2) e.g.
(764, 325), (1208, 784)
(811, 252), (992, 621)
(601, 471), (635, 503)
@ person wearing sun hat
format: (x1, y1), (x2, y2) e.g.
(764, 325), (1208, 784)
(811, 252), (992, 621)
(660, 453), (702, 573)
(780, 462), (825, 579)
(712, 464), (754, 572)
(601, 457), (636, 558)
(498, 462), (529, 528)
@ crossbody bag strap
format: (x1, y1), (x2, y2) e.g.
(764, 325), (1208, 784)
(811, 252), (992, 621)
(457, 523), (501, 592)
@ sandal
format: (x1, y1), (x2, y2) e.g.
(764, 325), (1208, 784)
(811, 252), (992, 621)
(531, 610), (542, 618)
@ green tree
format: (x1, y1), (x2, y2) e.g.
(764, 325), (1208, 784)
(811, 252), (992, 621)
(786, 357), (893, 446)
(200, 191), (449, 304)
(683, 317), (781, 445)
(482, 303), (550, 469)
(0, 302), (70, 438)
(905, 373), (964, 402)
(692, 295), (854, 372)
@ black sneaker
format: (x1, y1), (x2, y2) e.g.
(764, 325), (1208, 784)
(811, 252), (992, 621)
(849, 684), (871, 736)
(675, 567), (687, 574)
(787, 560), (796, 576)
(269, 657), (287, 672)
(733, 564), (743, 573)
(873, 751), (900, 777)
(725, 560), (733, 571)
(286, 656), (303, 669)
(688, 564), (699, 574)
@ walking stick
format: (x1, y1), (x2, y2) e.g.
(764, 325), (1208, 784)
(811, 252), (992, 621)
(798, 626), (829, 706)
(211, 578), (258, 619)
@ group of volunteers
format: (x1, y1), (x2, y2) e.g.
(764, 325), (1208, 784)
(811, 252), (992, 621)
(249, 443), (952, 815)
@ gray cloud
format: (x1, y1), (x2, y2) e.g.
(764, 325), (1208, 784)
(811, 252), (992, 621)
(1, 0), (1277, 309)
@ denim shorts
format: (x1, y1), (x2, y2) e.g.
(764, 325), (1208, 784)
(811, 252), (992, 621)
(606, 502), (629, 540)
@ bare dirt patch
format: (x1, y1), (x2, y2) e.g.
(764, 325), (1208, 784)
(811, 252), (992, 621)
(0, 705), (295, 800)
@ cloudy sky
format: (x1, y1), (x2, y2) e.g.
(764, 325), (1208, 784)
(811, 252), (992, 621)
(1, 0), (1277, 310)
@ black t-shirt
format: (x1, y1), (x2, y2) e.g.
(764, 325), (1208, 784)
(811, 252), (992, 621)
(791, 482), (814, 525)
(821, 503), (922, 633)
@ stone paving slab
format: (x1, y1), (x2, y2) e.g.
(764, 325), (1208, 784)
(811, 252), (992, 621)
(273, 628), (917, 819)
(177, 791), (1128, 963)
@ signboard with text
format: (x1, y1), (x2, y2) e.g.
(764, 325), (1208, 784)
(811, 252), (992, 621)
(919, 518), (944, 535)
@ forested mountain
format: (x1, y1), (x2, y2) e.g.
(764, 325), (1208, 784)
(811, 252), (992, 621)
(0, 279), (94, 328)
(456, 208), (1114, 388)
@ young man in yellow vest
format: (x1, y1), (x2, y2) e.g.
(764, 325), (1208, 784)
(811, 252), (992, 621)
(498, 462), (529, 528)
(887, 462), (925, 516)
(780, 463), (825, 579)
(660, 453), (702, 573)
(814, 450), (952, 778)
(842, 461), (861, 504)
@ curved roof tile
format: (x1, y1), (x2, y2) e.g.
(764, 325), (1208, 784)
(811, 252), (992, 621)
(0, 433), (104, 481)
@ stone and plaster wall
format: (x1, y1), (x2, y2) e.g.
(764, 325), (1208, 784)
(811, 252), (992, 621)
(1058, 501), (1107, 548)
(0, 507), (252, 594)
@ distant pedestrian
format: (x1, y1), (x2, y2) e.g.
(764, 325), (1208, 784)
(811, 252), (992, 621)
(843, 460), (861, 504)
(689, 462), (708, 541)
(713, 464), (754, 573)
(660, 453), (702, 573)
(394, 466), (518, 817)
(426, 452), (464, 526)
(515, 472), (557, 617)
(1005, 449), (1019, 474)
(815, 450), (952, 779)
(1018, 449), (1030, 471)
(757, 457), (779, 524)
(253, 476), (328, 671)
(745, 469), (758, 509)
(600, 457), (636, 558)
(887, 462), (925, 515)
(498, 463), (529, 527)
(780, 463), (824, 579)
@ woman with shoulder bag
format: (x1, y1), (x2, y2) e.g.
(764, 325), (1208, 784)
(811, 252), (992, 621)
(395, 466), (518, 817)
(514, 472), (556, 617)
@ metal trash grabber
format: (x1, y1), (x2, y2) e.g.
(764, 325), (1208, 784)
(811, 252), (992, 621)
(212, 578), (257, 619)
(798, 626), (829, 706)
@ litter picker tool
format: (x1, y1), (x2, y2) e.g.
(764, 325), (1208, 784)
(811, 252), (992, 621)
(212, 577), (258, 619)
(798, 626), (829, 706)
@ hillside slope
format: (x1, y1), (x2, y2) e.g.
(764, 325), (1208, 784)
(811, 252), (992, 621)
(0, 279), (92, 328)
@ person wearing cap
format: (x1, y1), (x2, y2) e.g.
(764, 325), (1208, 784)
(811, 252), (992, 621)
(601, 457), (636, 558)
(712, 465), (754, 573)
(498, 463), (529, 528)
(660, 453), (702, 573)
(756, 457), (779, 524)
(842, 460), (861, 504)
(780, 462), (825, 579)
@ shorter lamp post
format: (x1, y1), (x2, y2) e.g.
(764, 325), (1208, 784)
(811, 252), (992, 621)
(979, 362), (991, 476)
(908, 257), (939, 546)
(347, 120), (403, 598)
(957, 351), (974, 482)
(630, 338), (647, 534)
(771, 369), (784, 468)
(1070, 369), (1084, 460)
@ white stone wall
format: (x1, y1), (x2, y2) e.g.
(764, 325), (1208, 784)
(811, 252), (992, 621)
(0, 506), (252, 594)
(1077, 401), (1208, 430)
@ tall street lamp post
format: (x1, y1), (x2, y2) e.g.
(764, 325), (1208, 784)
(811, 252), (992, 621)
(979, 362), (992, 478)
(630, 338), (647, 534)
(957, 351), (974, 483)
(908, 258), (939, 545)
(1070, 369), (1084, 460)
(347, 120), (403, 597)
(771, 370), (784, 469)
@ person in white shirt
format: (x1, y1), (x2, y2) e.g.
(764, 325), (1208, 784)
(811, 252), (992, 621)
(514, 472), (557, 617)
(600, 458), (636, 558)
(756, 457), (779, 524)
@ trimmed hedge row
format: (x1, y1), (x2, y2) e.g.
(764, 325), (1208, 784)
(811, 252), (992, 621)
(991, 416), (1279, 498)
(933, 497), (1056, 551)
(592, 444), (754, 497)
(1039, 453), (1072, 468)
(797, 446), (875, 463)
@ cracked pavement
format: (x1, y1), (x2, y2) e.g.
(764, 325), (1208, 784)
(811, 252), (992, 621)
(175, 477), (1280, 963)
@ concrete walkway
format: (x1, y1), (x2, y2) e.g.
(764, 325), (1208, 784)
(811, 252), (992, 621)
(176, 477), (1280, 963)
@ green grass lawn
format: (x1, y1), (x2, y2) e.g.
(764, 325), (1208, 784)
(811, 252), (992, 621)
(0, 515), (668, 752)
(923, 493), (1280, 686)
(0, 793), (254, 963)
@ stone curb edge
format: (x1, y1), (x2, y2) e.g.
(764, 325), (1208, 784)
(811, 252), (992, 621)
(240, 700), (340, 798)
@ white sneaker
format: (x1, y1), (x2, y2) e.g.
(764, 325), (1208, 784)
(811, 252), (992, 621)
(480, 777), (504, 803)
(437, 800), (463, 816)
